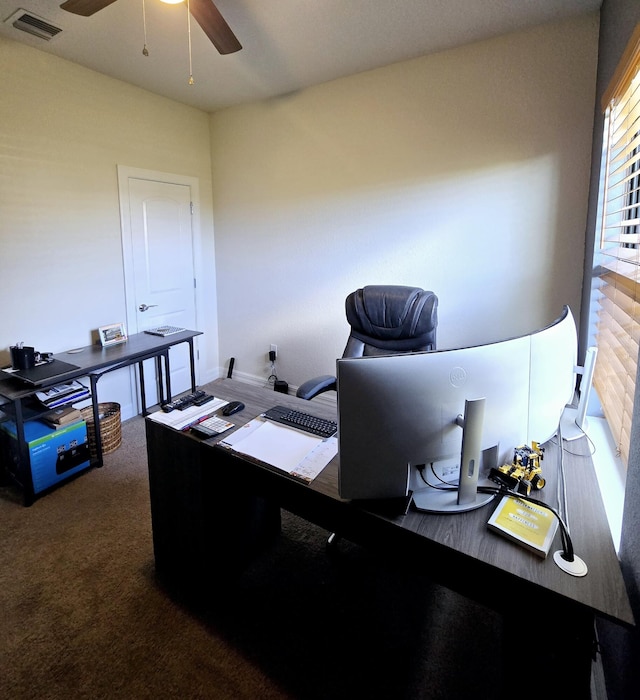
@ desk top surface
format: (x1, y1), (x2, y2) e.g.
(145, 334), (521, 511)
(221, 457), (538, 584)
(0, 330), (201, 399)
(186, 378), (634, 628)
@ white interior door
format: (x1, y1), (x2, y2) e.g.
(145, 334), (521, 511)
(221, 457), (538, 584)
(119, 168), (199, 407)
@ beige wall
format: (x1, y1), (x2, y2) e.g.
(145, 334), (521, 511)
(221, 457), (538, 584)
(0, 37), (218, 416)
(211, 14), (599, 389)
(1, 12), (600, 404)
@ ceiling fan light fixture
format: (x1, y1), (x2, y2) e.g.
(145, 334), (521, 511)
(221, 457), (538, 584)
(159, 0), (184, 4)
(60, 0), (241, 54)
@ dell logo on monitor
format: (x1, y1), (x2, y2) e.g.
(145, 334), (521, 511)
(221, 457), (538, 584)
(450, 367), (467, 388)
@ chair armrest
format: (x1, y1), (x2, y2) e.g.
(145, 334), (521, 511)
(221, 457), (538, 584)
(296, 375), (337, 400)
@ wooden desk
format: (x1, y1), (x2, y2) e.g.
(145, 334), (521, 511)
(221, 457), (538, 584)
(0, 330), (201, 504)
(146, 378), (634, 697)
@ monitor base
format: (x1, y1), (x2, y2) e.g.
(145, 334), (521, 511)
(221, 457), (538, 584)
(412, 486), (496, 514)
(560, 406), (588, 442)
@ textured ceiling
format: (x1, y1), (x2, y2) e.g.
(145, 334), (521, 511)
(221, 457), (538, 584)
(0, 0), (602, 112)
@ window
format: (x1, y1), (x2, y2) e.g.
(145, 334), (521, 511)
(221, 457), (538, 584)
(592, 24), (640, 469)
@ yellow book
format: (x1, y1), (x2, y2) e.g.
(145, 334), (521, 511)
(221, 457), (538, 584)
(487, 496), (559, 558)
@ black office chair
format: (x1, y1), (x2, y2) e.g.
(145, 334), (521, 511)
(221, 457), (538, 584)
(296, 285), (438, 552)
(296, 285), (439, 401)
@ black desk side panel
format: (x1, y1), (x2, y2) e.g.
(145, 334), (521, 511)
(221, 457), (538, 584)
(145, 418), (281, 603)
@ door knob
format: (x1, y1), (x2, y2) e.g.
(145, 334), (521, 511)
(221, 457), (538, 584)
(139, 304), (158, 312)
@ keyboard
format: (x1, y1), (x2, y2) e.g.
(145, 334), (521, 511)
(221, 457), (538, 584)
(145, 326), (186, 337)
(190, 415), (234, 439)
(263, 405), (337, 438)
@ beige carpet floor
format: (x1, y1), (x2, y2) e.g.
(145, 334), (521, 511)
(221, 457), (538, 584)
(0, 414), (504, 699)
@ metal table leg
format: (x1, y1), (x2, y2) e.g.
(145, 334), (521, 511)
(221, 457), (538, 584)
(89, 374), (103, 467)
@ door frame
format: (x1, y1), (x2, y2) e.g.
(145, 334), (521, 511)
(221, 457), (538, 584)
(117, 165), (204, 410)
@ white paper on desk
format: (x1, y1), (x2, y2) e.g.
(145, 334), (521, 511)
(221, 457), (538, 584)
(147, 398), (227, 430)
(221, 419), (337, 481)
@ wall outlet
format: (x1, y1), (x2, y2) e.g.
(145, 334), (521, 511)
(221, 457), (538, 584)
(270, 344), (277, 358)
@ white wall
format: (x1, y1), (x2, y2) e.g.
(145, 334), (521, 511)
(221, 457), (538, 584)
(0, 13), (600, 408)
(210, 14), (599, 390)
(0, 38), (219, 417)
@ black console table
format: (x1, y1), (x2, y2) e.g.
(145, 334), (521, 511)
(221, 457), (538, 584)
(0, 329), (201, 505)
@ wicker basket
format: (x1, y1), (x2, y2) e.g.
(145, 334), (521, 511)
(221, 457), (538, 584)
(80, 402), (122, 459)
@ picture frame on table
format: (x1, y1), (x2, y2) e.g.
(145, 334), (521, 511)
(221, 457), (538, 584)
(98, 323), (127, 347)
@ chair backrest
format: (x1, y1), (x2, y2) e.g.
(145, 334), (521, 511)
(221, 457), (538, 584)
(342, 285), (438, 358)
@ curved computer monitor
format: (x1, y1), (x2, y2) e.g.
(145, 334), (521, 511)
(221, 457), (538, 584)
(336, 306), (577, 510)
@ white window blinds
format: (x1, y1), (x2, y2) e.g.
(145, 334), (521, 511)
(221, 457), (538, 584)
(593, 25), (640, 468)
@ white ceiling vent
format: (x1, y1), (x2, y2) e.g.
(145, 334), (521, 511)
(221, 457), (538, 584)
(5, 8), (62, 41)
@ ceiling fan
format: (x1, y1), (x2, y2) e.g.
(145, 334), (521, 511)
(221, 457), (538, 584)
(59, 0), (242, 54)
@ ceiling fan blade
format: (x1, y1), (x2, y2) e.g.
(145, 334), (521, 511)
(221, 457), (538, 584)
(61, 0), (241, 55)
(189, 0), (242, 55)
(60, 0), (119, 17)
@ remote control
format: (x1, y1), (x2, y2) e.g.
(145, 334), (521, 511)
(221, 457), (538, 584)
(162, 390), (207, 412)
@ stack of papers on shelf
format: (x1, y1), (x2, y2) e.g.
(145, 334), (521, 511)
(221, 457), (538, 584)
(35, 381), (90, 409)
(487, 496), (559, 558)
(220, 418), (338, 483)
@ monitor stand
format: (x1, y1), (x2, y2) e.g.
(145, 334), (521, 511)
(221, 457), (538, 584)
(412, 398), (496, 514)
(560, 346), (597, 442)
(412, 482), (496, 513)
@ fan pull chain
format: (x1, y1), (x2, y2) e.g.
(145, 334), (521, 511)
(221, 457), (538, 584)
(141, 0), (149, 56)
(187, 0), (194, 85)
